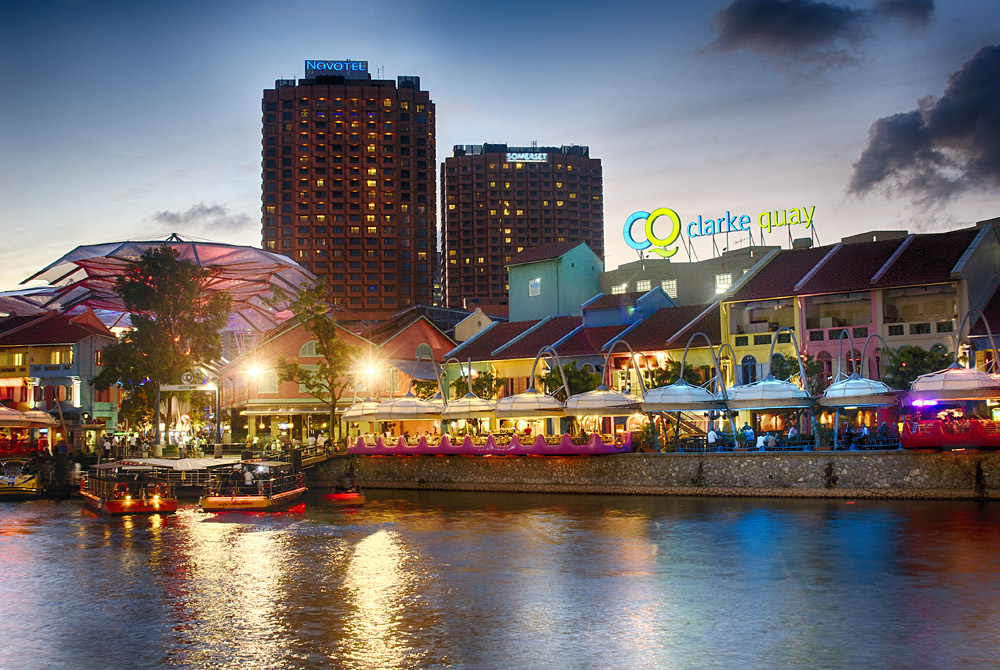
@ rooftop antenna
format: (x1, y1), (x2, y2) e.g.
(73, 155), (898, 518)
(531, 140), (537, 149)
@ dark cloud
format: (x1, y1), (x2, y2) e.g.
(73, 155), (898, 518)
(149, 202), (253, 232)
(712, 0), (867, 67)
(849, 44), (1000, 204)
(711, 0), (934, 69)
(874, 0), (933, 26)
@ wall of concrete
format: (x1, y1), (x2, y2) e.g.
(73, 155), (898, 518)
(311, 451), (1000, 500)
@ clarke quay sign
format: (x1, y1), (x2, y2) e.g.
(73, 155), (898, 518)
(305, 60), (369, 79)
(624, 205), (816, 258)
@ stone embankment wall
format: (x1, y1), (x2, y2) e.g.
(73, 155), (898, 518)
(311, 451), (1000, 500)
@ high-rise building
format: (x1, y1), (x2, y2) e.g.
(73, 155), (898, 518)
(261, 60), (436, 318)
(441, 144), (604, 311)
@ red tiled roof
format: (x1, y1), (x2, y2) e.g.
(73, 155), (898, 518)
(447, 319), (541, 360)
(870, 226), (980, 289)
(796, 237), (906, 295)
(583, 292), (643, 310)
(669, 304), (722, 347)
(729, 246), (830, 301)
(507, 241), (587, 266)
(551, 325), (625, 357)
(619, 304), (717, 350)
(494, 315), (582, 359)
(0, 312), (113, 346)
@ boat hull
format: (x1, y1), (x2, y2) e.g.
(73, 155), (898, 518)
(199, 486), (307, 512)
(80, 490), (178, 515)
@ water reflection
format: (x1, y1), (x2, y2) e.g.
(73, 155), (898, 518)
(2, 495), (1000, 669)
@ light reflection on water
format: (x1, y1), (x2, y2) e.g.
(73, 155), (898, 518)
(1, 493), (1000, 669)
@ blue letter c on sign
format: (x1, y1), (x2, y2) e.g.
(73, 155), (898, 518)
(624, 211), (651, 250)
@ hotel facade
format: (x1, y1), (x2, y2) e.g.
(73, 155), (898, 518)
(441, 143), (604, 312)
(261, 60), (437, 319)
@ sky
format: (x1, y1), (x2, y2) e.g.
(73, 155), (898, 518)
(1, 0), (998, 291)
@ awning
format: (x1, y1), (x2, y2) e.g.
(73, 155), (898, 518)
(243, 404), (340, 416)
(385, 358), (441, 381)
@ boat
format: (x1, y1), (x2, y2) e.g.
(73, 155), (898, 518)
(199, 460), (307, 512)
(79, 462), (178, 515)
(327, 467), (365, 505)
(0, 457), (43, 500)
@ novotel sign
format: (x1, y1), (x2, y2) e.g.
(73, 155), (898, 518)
(506, 152), (548, 162)
(305, 60), (369, 78)
(625, 205), (816, 258)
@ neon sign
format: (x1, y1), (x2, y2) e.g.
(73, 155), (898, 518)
(625, 205), (815, 257)
(305, 60), (369, 77)
(506, 152), (547, 162)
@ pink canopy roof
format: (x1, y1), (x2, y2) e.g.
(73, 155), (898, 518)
(17, 234), (316, 332)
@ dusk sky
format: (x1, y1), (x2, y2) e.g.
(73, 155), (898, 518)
(2, 0), (997, 291)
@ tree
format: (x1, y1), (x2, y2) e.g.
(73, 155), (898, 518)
(94, 247), (232, 442)
(883, 344), (953, 390)
(272, 285), (361, 448)
(537, 361), (601, 401)
(411, 379), (440, 399)
(769, 353), (826, 394)
(649, 360), (708, 388)
(451, 369), (505, 399)
(118, 385), (156, 434)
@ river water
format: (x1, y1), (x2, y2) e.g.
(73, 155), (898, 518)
(2, 491), (999, 670)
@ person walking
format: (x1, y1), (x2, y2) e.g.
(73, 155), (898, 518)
(707, 427), (718, 451)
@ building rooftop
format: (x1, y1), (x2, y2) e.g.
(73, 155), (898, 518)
(507, 241), (588, 267)
(494, 316), (582, 359)
(870, 227), (981, 289)
(618, 304), (719, 350)
(728, 246), (829, 301)
(445, 319), (541, 361)
(796, 237), (906, 295)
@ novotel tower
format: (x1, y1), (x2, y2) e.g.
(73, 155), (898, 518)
(441, 143), (604, 311)
(261, 60), (436, 318)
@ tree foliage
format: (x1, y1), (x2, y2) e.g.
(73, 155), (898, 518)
(411, 379), (440, 399)
(118, 385), (156, 432)
(273, 286), (361, 443)
(769, 353), (827, 394)
(883, 344), (953, 391)
(94, 247), (232, 390)
(648, 360), (709, 388)
(537, 361), (602, 401)
(451, 369), (505, 399)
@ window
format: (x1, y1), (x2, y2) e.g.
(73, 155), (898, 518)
(910, 323), (931, 335)
(888, 324), (904, 337)
(661, 279), (677, 299)
(528, 277), (541, 297)
(611, 283), (627, 295)
(298, 341), (319, 357)
(715, 273), (733, 294)
(740, 355), (757, 385)
(636, 279), (651, 292)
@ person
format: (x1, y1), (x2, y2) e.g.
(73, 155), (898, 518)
(878, 421), (890, 442)
(766, 432), (777, 449)
(102, 436), (112, 462)
(317, 433), (327, 448)
(707, 428), (718, 451)
(756, 433), (767, 451)
(243, 467), (254, 492)
(743, 424), (755, 448)
(860, 424), (870, 445)
(787, 425), (798, 442)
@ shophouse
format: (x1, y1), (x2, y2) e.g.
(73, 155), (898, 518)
(0, 310), (118, 450)
(506, 241), (603, 322)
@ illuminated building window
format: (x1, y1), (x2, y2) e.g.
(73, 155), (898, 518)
(636, 280), (651, 292)
(662, 279), (678, 298)
(528, 278), (541, 297)
(715, 273), (732, 294)
(611, 283), (627, 295)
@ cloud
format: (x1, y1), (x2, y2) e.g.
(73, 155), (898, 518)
(710, 0), (933, 70)
(149, 202), (254, 232)
(873, 0), (933, 27)
(848, 44), (1000, 204)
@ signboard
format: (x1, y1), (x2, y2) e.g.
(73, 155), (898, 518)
(506, 152), (548, 162)
(625, 205), (816, 258)
(160, 384), (218, 392)
(305, 60), (369, 79)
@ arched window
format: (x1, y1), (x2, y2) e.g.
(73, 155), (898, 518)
(298, 340), (319, 357)
(740, 355), (757, 385)
(415, 343), (433, 360)
(817, 351), (833, 390)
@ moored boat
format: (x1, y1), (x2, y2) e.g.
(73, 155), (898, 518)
(0, 457), (43, 500)
(199, 460), (307, 512)
(79, 462), (178, 515)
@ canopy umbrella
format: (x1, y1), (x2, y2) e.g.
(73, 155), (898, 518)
(18, 234), (317, 333)
(642, 378), (726, 412)
(0, 407), (30, 428)
(342, 399), (379, 421)
(565, 385), (642, 417)
(22, 409), (58, 428)
(818, 373), (896, 408)
(441, 393), (496, 420)
(374, 392), (440, 421)
(494, 388), (565, 419)
(725, 375), (814, 410)
(907, 363), (1000, 402)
